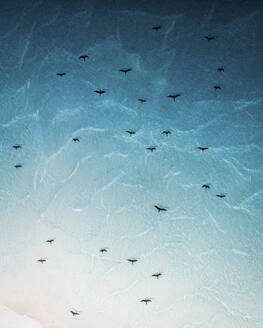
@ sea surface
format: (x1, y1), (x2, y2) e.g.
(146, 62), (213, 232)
(0, 0), (263, 327)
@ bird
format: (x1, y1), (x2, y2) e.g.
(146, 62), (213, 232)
(140, 298), (152, 305)
(70, 310), (80, 316)
(216, 194), (226, 198)
(162, 130), (171, 136)
(217, 67), (224, 72)
(79, 54), (89, 61)
(197, 147), (208, 152)
(12, 144), (22, 149)
(94, 89), (106, 96)
(167, 94), (181, 102)
(137, 98), (147, 103)
(100, 248), (108, 253)
(120, 68), (132, 75)
(204, 36), (215, 41)
(37, 258), (47, 264)
(154, 205), (167, 212)
(14, 163), (23, 168)
(56, 72), (66, 76)
(214, 85), (221, 90)
(202, 184), (210, 189)
(152, 272), (162, 279)
(152, 25), (161, 31)
(126, 130), (136, 135)
(72, 137), (80, 142)
(127, 258), (138, 264)
(146, 146), (156, 152)
(46, 239), (55, 244)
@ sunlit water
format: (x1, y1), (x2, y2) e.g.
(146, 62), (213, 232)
(0, 1), (263, 327)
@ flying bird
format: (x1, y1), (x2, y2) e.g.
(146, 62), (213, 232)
(46, 239), (55, 244)
(154, 205), (167, 212)
(217, 67), (224, 72)
(126, 130), (136, 135)
(162, 130), (171, 136)
(167, 94), (181, 101)
(140, 298), (152, 305)
(138, 98), (147, 103)
(94, 89), (106, 96)
(214, 85), (221, 90)
(70, 310), (80, 316)
(127, 258), (138, 264)
(216, 194), (226, 198)
(197, 147), (208, 152)
(120, 68), (132, 75)
(100, 248), (108, 253)
(152, 272), (162, 279)
(72, 137), (80, 142)
(79, 54), (89, 61)
(202, 184), (210, 189)
(204, 36), (215, 41)
(14, 163), (23, 168)
(37, 258), (47, 264)
(152, 25), (161, 31)
(12, 144), (22, 149)
(147, 146), (156, 152)
(56, 72), (66, 76)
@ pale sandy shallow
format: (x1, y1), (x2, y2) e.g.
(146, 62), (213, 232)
(0, 306), (43, 328)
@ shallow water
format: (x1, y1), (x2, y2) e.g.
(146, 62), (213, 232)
(0, 0), (263, 327)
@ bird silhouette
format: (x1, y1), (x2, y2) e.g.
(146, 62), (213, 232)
(126, 130), (136, 135)
(167, 94), (181, 101)
(152, 25), (161, 31)
(12, 144), (22, 149)
(202, 184), (210, 189)
(214, 85), (221, 90)
(152, 272), (162, 279)
(72, 137), (80, 142)
(162, 130), (171, 136)
(154, 205), (167, 212)
(46, 239), (55, 244)
(70, 310), (80, 316)
(79, 54), (89, 61)
(138, 98), (147, 103)
(127, 258), (138, 264)
(14, 163), (23, 168)
(217, 67), (224, 72)
(94, 89), (106, 96)
(56, 72), (66, 76)
(216, 194), (226, 198)
(100, 248), (108, 253)
(204, 36), (215, 41)
(147, 146), (156, 152)
(197, 147), (208, 152)
(37, 258), (47, 264)
(140, 298), (152, 304)
(120, 68), (132, 75)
